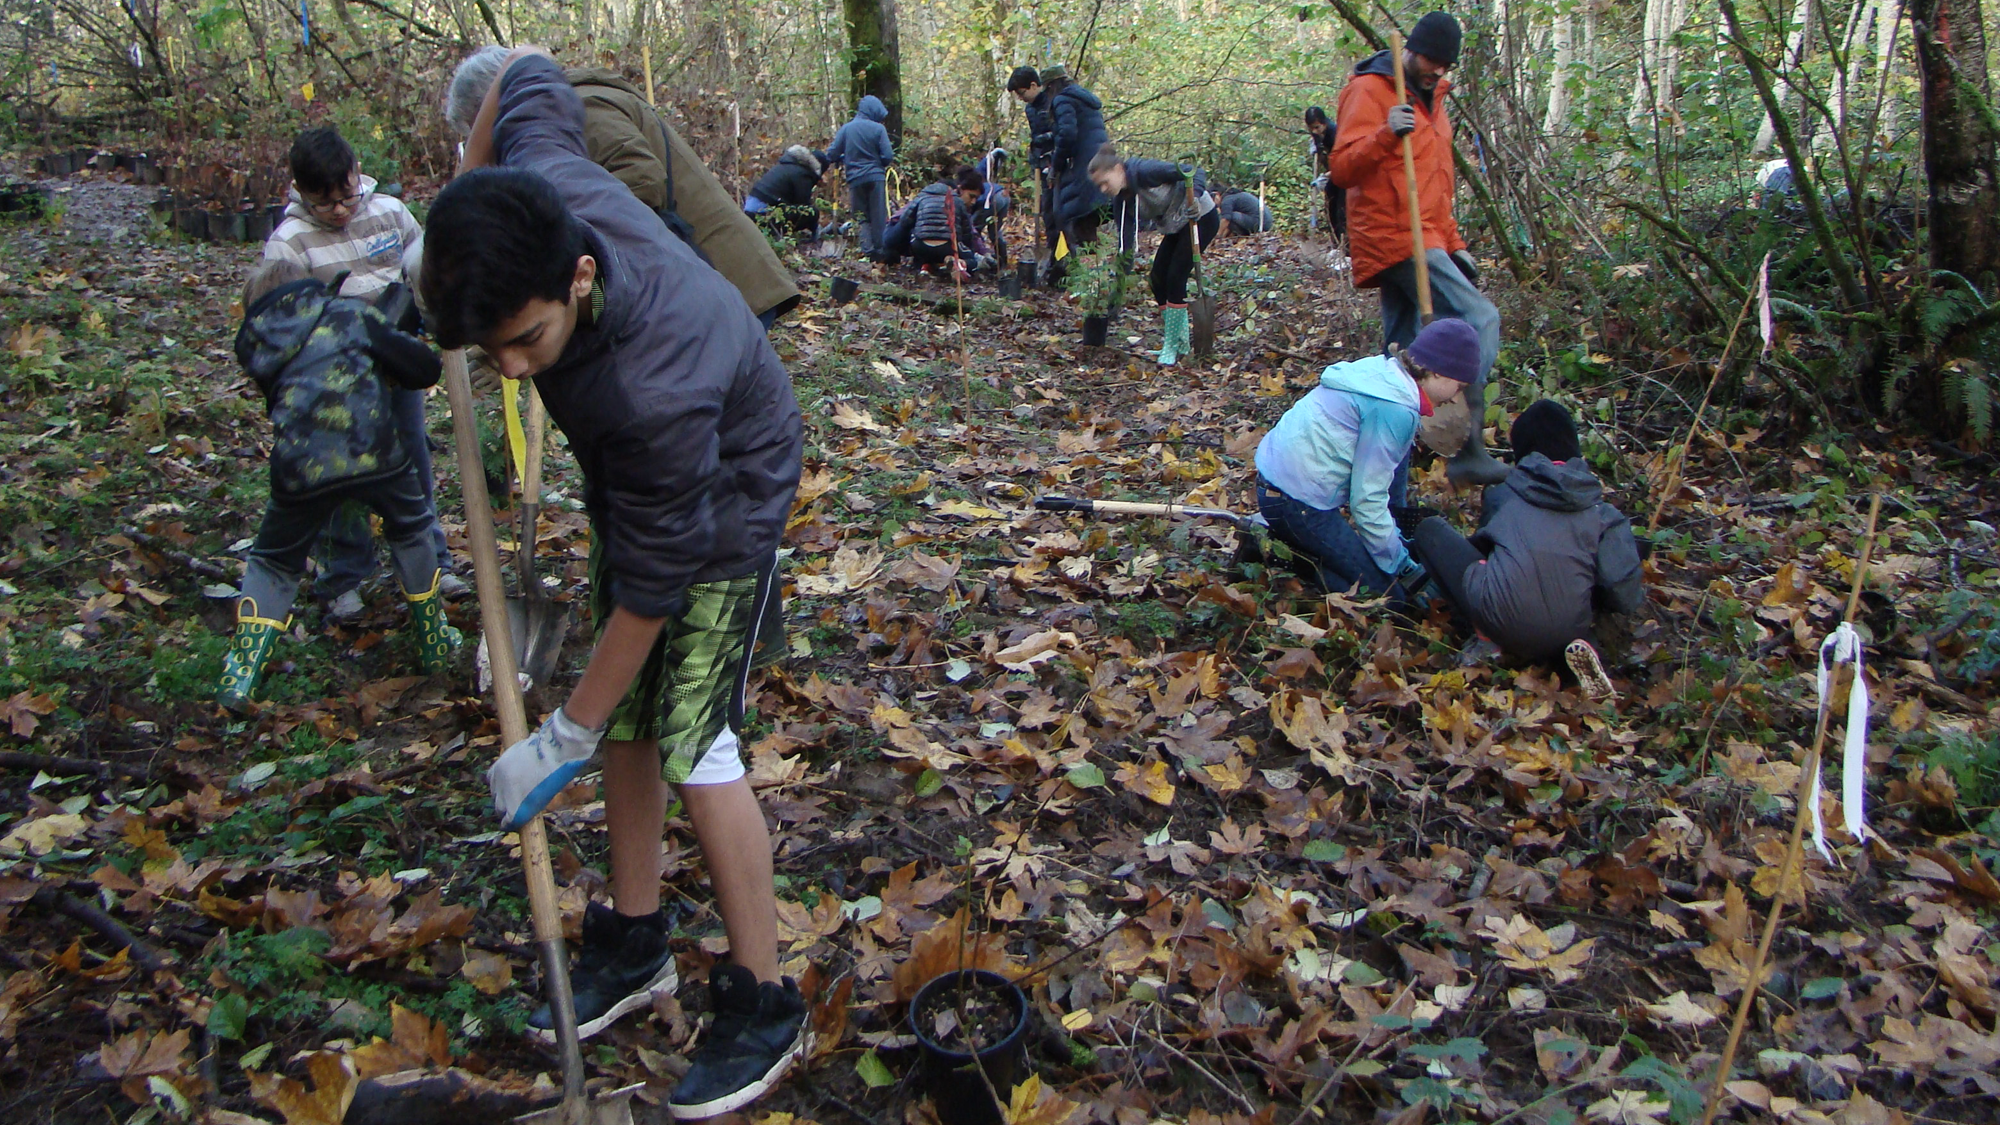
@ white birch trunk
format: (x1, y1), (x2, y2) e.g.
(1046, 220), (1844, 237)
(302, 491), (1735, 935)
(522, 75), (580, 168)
(1628, 0), (1663, 125)
(1544, 13), (1574, 132)
(1753, 0), (1814, 153)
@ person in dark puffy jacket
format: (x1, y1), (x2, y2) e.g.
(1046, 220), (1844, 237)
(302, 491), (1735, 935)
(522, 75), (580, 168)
(218, 259), (461, 711)
(746, 145), (825, 241)
(1044, 66), (1109, 260)
(1088, 143), (1219, 365)
(1305, 105), (1343, 241)
(1408, 400), (1643, 671)
(883, 166), (985, 276)
(826, 95), (895, 257)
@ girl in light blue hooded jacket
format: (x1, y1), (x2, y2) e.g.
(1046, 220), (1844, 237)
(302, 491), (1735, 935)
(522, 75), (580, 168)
(1255, 318), (1480, 596)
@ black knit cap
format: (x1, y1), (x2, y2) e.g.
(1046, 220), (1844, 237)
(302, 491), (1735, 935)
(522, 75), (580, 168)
(1406, 11), (1463, 66)
(1510, 399), (1581, 463)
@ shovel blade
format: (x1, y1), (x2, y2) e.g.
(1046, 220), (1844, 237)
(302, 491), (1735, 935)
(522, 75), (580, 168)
(506, 596), (575, 692)
(512, 1083), (645, 1125)
(1190, 293), (1217, 357)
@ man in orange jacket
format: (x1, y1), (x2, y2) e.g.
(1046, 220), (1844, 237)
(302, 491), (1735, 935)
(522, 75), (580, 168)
(1330, 11), (1505, 486)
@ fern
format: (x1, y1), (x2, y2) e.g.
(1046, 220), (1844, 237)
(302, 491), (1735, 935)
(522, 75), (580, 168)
(1919, 287), (1983, 347)
(1882, 353), (1917, 414)
(1945, 362), (1995, 445)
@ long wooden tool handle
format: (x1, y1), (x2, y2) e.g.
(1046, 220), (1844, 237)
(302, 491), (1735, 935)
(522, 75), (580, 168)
(520, 386), (547, 597)
(1391, 31), (1433, 323)
(442, 351), (586, 1104)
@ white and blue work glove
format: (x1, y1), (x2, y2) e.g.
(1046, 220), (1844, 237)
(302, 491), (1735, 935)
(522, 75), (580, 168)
(487, 708), (605, 830)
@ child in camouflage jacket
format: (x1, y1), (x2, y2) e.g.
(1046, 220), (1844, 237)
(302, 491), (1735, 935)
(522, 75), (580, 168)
(217, 259), (463, 710)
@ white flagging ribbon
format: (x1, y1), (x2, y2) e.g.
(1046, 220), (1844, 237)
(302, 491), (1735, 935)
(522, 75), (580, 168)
(1809, 621), (1873, 861)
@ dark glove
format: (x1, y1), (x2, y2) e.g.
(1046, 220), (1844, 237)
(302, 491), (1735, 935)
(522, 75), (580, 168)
(1387, 104), (1417, 137)
(1450, 249), (1481, 286)
(1392, 558), (1432, 601)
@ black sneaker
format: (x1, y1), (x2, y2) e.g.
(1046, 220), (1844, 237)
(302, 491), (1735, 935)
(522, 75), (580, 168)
(667, 964), (810, 1120)
(528, 904), (679, 1044)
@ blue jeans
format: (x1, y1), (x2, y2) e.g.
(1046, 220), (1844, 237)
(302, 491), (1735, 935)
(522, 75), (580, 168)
(1256, 471), (1408, 597)
(1376, 249), (1500, 384)
(850, 180), (888, 256)
(313, 387), (449, 597)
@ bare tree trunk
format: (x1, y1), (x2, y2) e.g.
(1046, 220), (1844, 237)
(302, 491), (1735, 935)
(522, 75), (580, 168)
(842, 0), (904, 143)
(1875, 0), (1904, 139)
(1909, 0), (2000, 282)
(1755, 0), (1815, 152)
(1543, 12), (1573, 132)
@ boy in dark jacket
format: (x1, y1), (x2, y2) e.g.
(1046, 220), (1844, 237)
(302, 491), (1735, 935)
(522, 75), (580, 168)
(1408, 400), (1641, 690)
(1215, 188), (1274, 237)
(826, 95), (895, 257)
(433, 47), (805, 1119)
(746, 145), (825, 241)
(218, 260), (462, 711)
(884, 166), (985, 276)
(1007, 67), (1057, 268)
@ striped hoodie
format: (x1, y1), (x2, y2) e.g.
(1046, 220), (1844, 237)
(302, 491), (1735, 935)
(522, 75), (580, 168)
(260, 174), (421, 298)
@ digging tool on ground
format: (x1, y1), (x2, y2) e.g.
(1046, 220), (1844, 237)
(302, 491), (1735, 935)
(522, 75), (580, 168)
(1390, 29), (1433, 326)
(1035, 495), (1266, 533)
(444, 349), (617, 1125)
(506, 386), (574, 690)
(1184, 171), (1217, 358)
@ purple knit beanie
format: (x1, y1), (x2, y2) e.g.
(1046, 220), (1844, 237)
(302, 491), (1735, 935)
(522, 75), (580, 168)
(1406, 318), (1481, 384)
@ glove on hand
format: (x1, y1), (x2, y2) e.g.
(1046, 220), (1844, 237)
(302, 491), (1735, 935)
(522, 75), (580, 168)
(487, 708), (605, 830)
(1450, 249), (1481, 286)
(1387, 104), (1417, 137)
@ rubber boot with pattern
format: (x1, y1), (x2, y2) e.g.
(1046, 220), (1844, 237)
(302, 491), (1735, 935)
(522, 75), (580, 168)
(217, 597), (289, 712)
(1157, 304), (1191, 366)
(403, 571), (464, 674)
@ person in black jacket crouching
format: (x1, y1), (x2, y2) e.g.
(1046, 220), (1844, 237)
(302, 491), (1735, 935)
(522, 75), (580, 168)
(1406, 400), (1642, 694)
(745, 145), (825, 242)
(883, 166), (987, 277)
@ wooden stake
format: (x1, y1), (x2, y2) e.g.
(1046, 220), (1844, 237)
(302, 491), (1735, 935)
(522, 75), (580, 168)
(641, 42), (655, 106)
(1696, 493), (1881, 1125)
(1390, 31), (1431, 323)
(1647, 266), (1762, 534)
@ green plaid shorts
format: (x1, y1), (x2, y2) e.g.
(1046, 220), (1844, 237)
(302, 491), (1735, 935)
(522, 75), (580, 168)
(589, 537), (778, 784)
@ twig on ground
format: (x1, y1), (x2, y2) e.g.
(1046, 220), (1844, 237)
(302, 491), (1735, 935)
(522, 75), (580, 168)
(32, 888), (172, 972)
(0, 751), (154, 780)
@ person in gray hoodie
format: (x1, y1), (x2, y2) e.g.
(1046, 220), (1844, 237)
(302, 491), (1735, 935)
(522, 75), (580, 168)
(826, 95), (895, 257)
(1408, 400), (1643, 676)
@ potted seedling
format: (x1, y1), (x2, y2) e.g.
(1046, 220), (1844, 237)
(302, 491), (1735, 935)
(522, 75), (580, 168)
(908, 969), (1031, 1125)
(1065, 245), (1123, 347)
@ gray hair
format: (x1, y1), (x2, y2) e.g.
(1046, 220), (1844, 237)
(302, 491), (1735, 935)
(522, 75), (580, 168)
(445, 45), (512, 137)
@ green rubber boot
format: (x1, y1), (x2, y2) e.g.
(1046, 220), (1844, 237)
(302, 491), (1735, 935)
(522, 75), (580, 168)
(404, 571), (464, 674)
(1445, 375), (1510, 488)
(217, 598), (289, 712)
(1158, 304), (1191, 366)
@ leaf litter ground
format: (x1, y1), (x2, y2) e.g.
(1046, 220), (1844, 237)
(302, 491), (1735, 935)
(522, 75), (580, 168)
(0, 170), (1996, 1125)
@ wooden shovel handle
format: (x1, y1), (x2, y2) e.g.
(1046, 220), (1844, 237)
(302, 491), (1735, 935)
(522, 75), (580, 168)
(441, 350), (586, 1105)
(1391, 31), (1433, 323)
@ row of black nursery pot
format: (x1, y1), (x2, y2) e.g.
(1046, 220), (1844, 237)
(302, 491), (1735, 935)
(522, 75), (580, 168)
(153, 191), (286, 243)
(38, 148), (164, 183)
(824, 259), (1114, 346)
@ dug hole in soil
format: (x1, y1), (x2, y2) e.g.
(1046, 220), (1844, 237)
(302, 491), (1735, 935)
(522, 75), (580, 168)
(909, 969), (1031, 1125)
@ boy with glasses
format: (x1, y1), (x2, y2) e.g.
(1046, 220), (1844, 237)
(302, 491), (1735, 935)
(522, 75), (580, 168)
(260, 126), (462, 622)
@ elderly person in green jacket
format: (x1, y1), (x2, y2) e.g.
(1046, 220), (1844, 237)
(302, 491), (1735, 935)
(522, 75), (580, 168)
(446, 46), (800, 327)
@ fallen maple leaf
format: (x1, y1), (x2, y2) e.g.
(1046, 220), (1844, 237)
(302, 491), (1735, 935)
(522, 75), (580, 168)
(0, 811), (91, 856)
(251, 1050), (356, 1125)
(1114, 759), (1176, 807)
(1005, 1072), (1080, 1125)
(97, 1027), (192, 1103)
(0, 690), (57, 738)
(829, 401), (886, 432)
(459, 949), (514, 996)
(350, 1003), (453, 1079)
(890, 908), (1013, 1003)
(1644, 990), (1718, 1028)
(1480, 914), (1595, 984)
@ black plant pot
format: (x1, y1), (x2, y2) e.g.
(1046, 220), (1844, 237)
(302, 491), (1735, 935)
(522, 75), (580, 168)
(243, 208), (273, 242)
(1081, 314), (1111, 347)
(909, 970), (1030, 1125)
(998, 275), (1022, 300)
(213, 210), (247, 242)
(175, 208), (208, 240)
(829, 277), (860, 306)
(267, 203), (287, 230)
(1017, 259), (1037, 288)
(46, 153), (73, 176)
